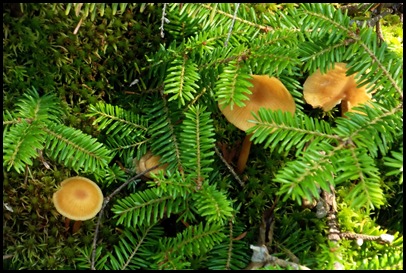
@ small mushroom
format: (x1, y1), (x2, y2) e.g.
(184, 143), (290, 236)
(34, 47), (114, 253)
(219, 75), (296, 174)
(53, 176), (103, 233)
(303, 62), (372, 116)
(135, 151), (168, 178)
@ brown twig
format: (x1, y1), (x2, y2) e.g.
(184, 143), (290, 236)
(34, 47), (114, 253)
(340, 232), (394, 244)
(375, 4), (385, 46)
(90, 164), (161, 270)
(214, 145), (244, 187)
(246, 245), (311, 270)
(319, 183), (395, 245)
(24, 164), (29, 185)
(3, 254), (13, 260)
(258, 196), (279, 245)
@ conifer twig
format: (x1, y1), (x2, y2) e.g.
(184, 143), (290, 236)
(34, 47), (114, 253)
(159, 3), (170, 38)
(246, 245), (311, 270)
(340, 232), (394, 244)
(224, 3), (240, 47)
(320, 184), (395, 245)
(214, 145), (244, 187)
(90, 164), (161, 270)
(201, 4), (273, 32)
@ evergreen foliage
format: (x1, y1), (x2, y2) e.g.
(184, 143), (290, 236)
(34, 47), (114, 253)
(3, 3), (403, 270)
(3, 88), (61, 173)
(86, 102), (148, 162)
(3, 88), (114, 175)
(205, 220), (251, 270)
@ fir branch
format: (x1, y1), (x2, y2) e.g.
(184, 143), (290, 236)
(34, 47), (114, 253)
(188, 28), (248, 56)
(43, 122), (114, 173)
(248, 109), (341, 154)
(111, 187), (186, 227)
(197, 46), (249, 71)
(337, 147), (384, 209)
(163, 55), (201, 107)
(274, 143), (338, 204)
(301, 3), (403, 99)
(242, 31), (303, 75)
(14, 87), (62, 123)
(147, 94), (184, 175)
(91, 164), (162, 270)
(206, 220), (250, 270)
(191, 183), (234, 224)
(106, 136), (148, 163)
(87, 102), (150, 161)
(144, 22), (278, 80)
(76, 245), (108, 270)
(182, 87), (207, 111)
(196, 28), (301, 74)
(334, 103), (403, 158)
(148, 172), (195, 200)
(3, 110), (19, 126)
(108, 225), (156, 270)
(153, 222), (226, 269)
(164, 3), (200, 40)
(383, 147), (403, 183)
(3, 87), (62, 173)
(3, 120), (46, 173)
(199, 4), (272, 32)
(87, 102), (148, 135)
(300, 39), (350, 72)
(180, 104), (215, 182)
(215, 60), (253, 109)
(103, 165), (128, 187)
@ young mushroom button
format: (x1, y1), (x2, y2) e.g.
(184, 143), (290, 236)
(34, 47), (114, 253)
(219, 75), (296, 174)
(53, 176), (104, 233)
(303, 62), (372, 116)
(135, 151), (168, 178)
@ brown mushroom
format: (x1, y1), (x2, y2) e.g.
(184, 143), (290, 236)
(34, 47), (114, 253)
(135, 151), (168, 178)
(303, 62), (372, 116)
(219, 75), (296, 174)
(53, 176), (103, 233)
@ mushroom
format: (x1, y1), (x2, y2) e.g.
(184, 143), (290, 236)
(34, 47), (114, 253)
(219, 75), (296, 174)
(135, 151), (168, 178)
(53, 176), (103, 233)
(303, 62), (372, 116)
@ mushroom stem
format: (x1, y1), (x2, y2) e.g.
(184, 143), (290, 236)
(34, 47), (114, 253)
(72, 220), (82, 234)
(341, 100), (350, 116)
(236, 134), (253, 174)
(65, 218), (71, 230)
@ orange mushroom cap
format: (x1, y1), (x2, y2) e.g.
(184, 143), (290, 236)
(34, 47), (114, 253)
(340, 79), (372, 114)
(303, 63), (371, 114)
(219, 75), (296, 132)
(53, 176), (103, 221)
(135, 151), (168, 178)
